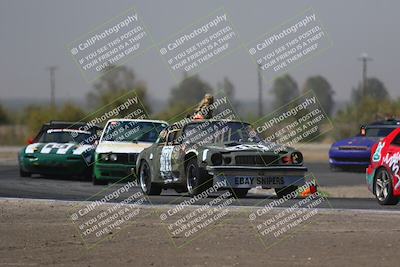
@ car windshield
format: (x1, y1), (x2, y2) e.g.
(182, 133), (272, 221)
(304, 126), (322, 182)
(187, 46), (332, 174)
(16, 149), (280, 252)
(38, 129), (94, 144)
(365, 127), (395, 137)
(182, 121), (262, 144)
(102, 121), (167, 142)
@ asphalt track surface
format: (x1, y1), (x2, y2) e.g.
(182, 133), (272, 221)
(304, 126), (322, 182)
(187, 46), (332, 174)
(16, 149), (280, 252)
(0, 162), (399, 211)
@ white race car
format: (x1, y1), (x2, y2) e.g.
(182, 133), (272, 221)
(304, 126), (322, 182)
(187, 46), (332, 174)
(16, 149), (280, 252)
(93, 119), (168, 185)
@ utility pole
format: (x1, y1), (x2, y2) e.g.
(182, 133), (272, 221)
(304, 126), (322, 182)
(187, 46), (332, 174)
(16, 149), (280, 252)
(257, 63), (263, 117)
(46, 66), (58, 107)
(358, 53), (372, 95)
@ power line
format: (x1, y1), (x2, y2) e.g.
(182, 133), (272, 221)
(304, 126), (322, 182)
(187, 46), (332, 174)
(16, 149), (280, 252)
(257, 63), (263, 117)
(46, 66), (58, 108)
(358, 53), (372, 95)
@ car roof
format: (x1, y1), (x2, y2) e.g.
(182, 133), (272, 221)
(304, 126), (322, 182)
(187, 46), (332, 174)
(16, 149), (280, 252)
(168, 119), (249, 131)
(42, 121), (102, 131)
(106, 119), (168, 124)
(366, 119), (400, 128)
(33, 121), (102, 142)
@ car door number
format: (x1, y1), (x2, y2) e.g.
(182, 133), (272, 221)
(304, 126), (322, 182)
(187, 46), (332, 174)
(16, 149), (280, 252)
(160, 146), (174, 177)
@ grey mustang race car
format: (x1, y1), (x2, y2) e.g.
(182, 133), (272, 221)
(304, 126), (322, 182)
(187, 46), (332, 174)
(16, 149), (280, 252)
(136, 120), (308, 198)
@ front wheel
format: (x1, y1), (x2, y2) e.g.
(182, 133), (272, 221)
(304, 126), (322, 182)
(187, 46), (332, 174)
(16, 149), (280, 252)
(92, 173), (108, 185)
(19, 167), (31, 177)
(275, 186), (298, 198)
(374, 168), (399, 205)
(186, 158), (207, 196)
(139, 161), (161, 195)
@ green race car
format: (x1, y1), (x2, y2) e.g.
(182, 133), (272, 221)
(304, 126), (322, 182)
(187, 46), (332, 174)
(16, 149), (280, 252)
(137, 120), (308, 198)
(18, 121), (102, 179)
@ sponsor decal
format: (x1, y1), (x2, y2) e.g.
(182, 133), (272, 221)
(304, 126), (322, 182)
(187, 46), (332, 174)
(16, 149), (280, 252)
(56, 144), (75, 154)
(26, 142), (91, 155)
(234, 176), (285, 185)
(73, 144), (94, 155)
(41, 143), (63, 154)
(382, 152), (400, 190)
(372, 142), (385, 162)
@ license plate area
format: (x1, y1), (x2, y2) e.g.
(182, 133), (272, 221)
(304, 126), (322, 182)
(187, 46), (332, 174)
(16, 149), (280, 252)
(214, 175), (305, 188)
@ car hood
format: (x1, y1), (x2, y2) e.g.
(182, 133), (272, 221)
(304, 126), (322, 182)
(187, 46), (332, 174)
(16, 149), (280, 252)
(332, 136), (379, 148)
(96, 141), (152, 154)
(23, 142), (94, 155)
(203, 141), (291, 153)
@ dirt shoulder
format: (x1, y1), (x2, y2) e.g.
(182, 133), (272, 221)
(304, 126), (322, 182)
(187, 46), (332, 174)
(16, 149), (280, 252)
(0, 198), (398, 267)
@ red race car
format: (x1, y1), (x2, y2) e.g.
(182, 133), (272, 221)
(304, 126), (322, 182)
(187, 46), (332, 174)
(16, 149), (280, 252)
(366, 128), (400, 205)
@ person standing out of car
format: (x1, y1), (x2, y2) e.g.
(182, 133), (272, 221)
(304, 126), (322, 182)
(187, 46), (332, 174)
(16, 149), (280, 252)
(193, 93), (214, 120)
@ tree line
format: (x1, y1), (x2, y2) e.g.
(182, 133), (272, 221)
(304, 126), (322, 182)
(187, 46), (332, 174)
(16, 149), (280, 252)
(0, 64), (396, 143)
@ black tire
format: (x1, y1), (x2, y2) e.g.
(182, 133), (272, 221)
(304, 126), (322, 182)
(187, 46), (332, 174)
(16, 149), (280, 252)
(174, 185), (188, 193)
(19, 167), (31, 177)
(185, 158), (207, 196)
(139, 161), (162, 195)
(92, 173), (108, 185)
(83, 168), (93, 181)
(275, 186), (298, 199)
(374, 168), (399, 205)
(229, 188), (249, 198)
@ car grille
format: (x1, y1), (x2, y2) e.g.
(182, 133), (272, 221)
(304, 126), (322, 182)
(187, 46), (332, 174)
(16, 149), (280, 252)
(99, 153), (138, 164)
(338, 146), (368, 151)
(332, 157), (370, 163)
(235, 155), (279, 166)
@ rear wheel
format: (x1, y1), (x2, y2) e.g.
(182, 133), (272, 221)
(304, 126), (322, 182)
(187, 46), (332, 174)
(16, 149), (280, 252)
(374, 168), (399, 205)
(139, 161), (161, 195)
(275, 186), (298, 198)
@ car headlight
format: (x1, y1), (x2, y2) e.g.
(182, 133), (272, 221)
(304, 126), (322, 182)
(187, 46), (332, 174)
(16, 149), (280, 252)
(291, 152), (303, 164)
(101, 154), (110, 161)
(223, 156), (232, 164)
(211, 153), (223, 165)
(110, 154), (118, 162)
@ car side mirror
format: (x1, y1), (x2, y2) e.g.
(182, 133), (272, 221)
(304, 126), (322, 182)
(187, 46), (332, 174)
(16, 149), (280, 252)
(27, 138), (34, 144)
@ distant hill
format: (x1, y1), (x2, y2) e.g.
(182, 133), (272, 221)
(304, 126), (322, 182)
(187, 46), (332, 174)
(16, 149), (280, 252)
(1, 97), (87, 112)
(1, 97), (347, 117)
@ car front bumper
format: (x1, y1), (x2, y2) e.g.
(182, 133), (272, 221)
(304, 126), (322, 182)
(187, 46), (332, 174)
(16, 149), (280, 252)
(329, 149), (370, 167)
(94, 163), (135, 181)
(21, 155), (89, 176)
(206, 165), (308, 189)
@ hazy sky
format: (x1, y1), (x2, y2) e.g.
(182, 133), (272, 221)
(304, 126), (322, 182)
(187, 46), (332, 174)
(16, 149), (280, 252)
(1, 0), (399, 103)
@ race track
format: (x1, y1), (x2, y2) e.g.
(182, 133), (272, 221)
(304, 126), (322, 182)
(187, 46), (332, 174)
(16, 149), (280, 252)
(0, 162), (399, 211)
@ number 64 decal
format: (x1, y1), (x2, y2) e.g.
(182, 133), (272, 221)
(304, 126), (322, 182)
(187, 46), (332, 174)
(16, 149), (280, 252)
(160, 146), (174, 177)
